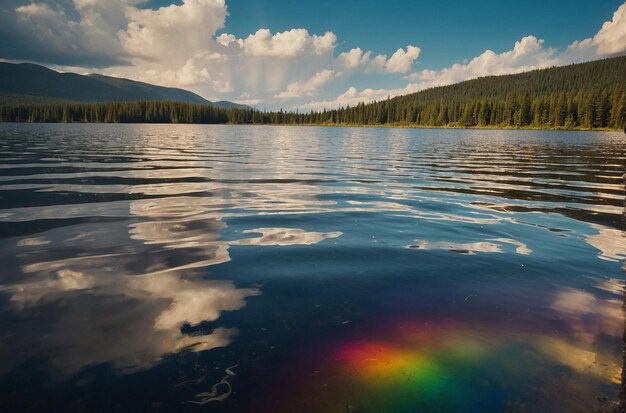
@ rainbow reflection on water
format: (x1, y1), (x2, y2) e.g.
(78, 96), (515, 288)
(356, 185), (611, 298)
(264, 316), (622, 413)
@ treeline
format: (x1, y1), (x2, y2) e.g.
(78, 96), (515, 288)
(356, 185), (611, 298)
(0, 100), (284, 124)
(301, 55), (626, 129)
(1, 56), (625, 129)
(0, 101), (232, 124)
(301, 88), (625, 129)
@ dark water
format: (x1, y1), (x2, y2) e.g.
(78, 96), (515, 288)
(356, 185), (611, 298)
(0, 124), (625, 413)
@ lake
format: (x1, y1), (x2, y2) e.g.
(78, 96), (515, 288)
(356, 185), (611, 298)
(0, 124), (625, 412)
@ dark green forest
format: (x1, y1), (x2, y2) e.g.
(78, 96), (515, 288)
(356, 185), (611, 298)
(2, 56), (625, 129)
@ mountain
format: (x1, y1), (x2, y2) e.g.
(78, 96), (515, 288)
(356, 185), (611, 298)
(0, 62), (246, 109)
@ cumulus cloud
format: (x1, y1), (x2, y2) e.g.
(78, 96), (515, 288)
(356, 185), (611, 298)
(300, 84), (421, 111)
(119, 0), (227, 62)
(234, 92), (263, 106)
(385, 46), (422, 73)
(305, 36), (559, 110)
(306, 3), (626, 110)
(274, 69), (340, 99)
(405, 36), (557, 86)
(2, 0), (625, 108)
(337, 45), (421, 73)
(214, 29), (337, 58)
(110, 0), (234, 90)
(563, 2), (626, 62)
(3, 0), (130, 66)
(0, 0), (343, 101)
(337, 48), (370, 69)
(219, 28), (336, 58)
(589, 2), (626, 55)
(114, 24), (339, 100)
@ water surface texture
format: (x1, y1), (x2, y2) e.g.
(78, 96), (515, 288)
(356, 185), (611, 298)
(0, 124), (625, 412)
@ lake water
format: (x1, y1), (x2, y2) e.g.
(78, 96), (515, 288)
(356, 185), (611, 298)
(0, 124), (625, 413)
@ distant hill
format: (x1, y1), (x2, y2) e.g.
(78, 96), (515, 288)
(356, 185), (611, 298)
(0, 62), (247, 109)
(303, 55), (626, 129)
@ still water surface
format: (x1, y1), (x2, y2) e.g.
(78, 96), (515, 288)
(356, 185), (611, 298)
(0, 124), (625, 412)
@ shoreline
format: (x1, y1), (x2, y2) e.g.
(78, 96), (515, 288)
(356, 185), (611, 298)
(251, 123), (623, 132)
(0, 121), (621, 133)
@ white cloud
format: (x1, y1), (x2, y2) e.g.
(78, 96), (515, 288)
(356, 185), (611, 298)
(218, 28), (336, 58)
(15, 2), (57, 16)
(248, 29), (333, 57)
(306, 36), (553, 109)
(114, 23), (340, 101)
(405, 36), (557, 85)
(338, 48), (371, 69)
(119, 0), (227, 62)
(151, 58), (210, 87)
(10, 0), (130, 66)
(300, 84), (421, 111)
(234, 92), (262, 106)
(306, 2), (626, 112)
(564, 2), (626, 61)
(337, 45), (421, 73)
(274, 69), (340, 99)
(312, 32), (338, 55)
(4, 1), (343, 101)
(591, 2), (626, 55)
(385, 46), (421, 73)
(3, 0), (626, 109)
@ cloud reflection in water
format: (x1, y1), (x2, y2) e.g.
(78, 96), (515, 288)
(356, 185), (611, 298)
(3, 187), (344, 379)
(406, 237), (532, 255)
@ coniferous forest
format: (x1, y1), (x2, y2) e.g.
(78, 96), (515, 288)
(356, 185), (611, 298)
(1, 56), (625, 130)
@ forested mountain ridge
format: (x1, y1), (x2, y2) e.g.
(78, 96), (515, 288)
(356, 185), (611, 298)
(298, 55), (626, 129)
(0, 62), (246, 109)
(1, 56), (625, 129)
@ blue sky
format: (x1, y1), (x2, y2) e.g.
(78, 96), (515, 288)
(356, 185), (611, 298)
(220, 0), (622, 66)
(216, 0), (625, 93)
(1, 0), (626, 109)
